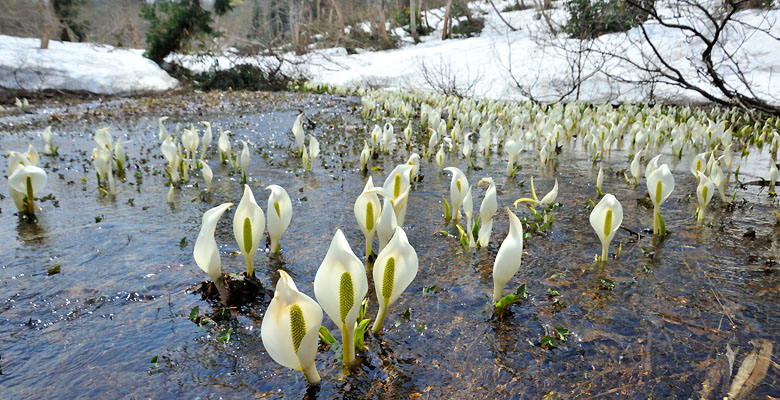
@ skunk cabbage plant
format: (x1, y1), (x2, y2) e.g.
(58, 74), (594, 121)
(233, 185), (265, 277)
(261, 270), (323, 384)
(492, 208), (524, 301)
(193, 203), (233, 285)
(372, 227), (418, 332)
(589, 194), (623, 264)
(267, 184), (292, 255)
(313, 229), (368, 370)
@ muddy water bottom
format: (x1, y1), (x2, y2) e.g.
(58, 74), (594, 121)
(1, 91), (778, 399)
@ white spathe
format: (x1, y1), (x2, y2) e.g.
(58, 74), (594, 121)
(292, 114), (305, 154)
(696, 172), (715, 225)
(8, 164), (47, 214)
(233, 185), (265, 277)
(444, 167), (469, 222)
(193, 202), (233, 284)
(200, 121), (212, 158)
(354, 177), (382, 258)
(477, 177), (497, 246)
(201, 161), (213, 192)
(267, 184), (293, 254)
(261, 270), (323, 384)
(539, 179), (558, 206)
(240, 140), (250, 179)
(313, 229), (368, 368)
(372, 226), (418, 332)
(589, 193), (623, 263)
(492, 208), (524, 301)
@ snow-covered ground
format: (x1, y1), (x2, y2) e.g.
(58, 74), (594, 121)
(175, 0), (780, 105)
(0, 35), (178, 94)
(1, 1), (778, 104)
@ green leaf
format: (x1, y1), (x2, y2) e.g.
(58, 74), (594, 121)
(456, 225), (468, 247)
(189, 306), (199, 321)
(217, 327), (233, 343)
(318, 325), (336, 345)
(554, 326), (572, 341)
(443, 197), (451, 221)
(658, 213), (666, 236)
(422, 284), (439, 295)
(517, 284), (529, 299)
(540, 334), (558, 349)
(354, 319), (371, 351)
(358, 299), (368, 320)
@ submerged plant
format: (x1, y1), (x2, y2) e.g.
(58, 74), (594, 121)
(589, 194), (623, 264)
(313, 229), (368, 371)
(372, 226), (418, 333)
(492, 208), (524, 302)
(261, 270), (323, 384)
(233, 185), (265, 277)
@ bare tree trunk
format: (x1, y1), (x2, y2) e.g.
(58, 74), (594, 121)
(328, 0), (344, 36)
(410, 0), (420, 43)
(38, 0), (56, 49)
(442, 0), (453, 40)
(377, 0), (392, 48)
(289, 0), (304, 54)
(420, 0), (429, 30)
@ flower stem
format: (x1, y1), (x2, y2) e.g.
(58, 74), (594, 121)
(653, 208), (659, 235)
(341, 323), (355, 372)
(493, 283), (503, 303)
(302, 362), (321, 385)
(25, 176), (34, 216)
(246, 258), (254, 278)
(372, 303), (388, 333)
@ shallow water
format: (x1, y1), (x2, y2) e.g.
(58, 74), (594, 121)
(1, 92), (778, 399)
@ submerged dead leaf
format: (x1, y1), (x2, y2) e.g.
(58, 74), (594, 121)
(727, 340), (773, 399)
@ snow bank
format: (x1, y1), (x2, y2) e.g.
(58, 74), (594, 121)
(0, 35), (178, 95)
(1, 0), (777, 104)
(299, 0), (780, 104)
